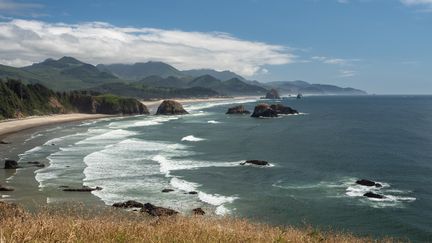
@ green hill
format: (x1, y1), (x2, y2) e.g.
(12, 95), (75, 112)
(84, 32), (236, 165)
(97, 62), (186, 80)
(0, 79), (148, 120)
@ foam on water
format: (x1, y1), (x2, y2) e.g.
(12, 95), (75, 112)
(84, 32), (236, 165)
(184, 98), (258, 112)
(207, 120), (221, 124)
(273, 178), (416, 208)
(181, 135), (206, 142)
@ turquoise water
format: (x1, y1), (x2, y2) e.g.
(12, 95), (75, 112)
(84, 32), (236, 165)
(13, 96), (432, 241)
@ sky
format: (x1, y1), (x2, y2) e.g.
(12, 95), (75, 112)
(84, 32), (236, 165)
(0, 0), (431, 94)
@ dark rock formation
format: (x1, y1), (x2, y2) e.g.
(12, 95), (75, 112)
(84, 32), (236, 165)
(141, 203), (179, 217)
(0, 140), (10, 145)
(192, 208), (205, 215)
(188, 191), (198, 195)
(27, 161), (45, 168)
(265, 89), (281, 99)
(226, 105), (250, 115)
(156, 100), (188, 115)
(0, 185), (14, 191)
(363, 192), (385, 199)
(240, 160), (270, 166)
(162, 189), (174, 193)
(270, 104), (298, 115)
(63, 186), (102, 192)
(356, 179), (382, 188)
(4, 159), (19, 169)
(112, 200), (144, 208)
(251, 103), (278, 118)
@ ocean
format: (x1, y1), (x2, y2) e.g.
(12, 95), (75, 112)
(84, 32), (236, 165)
(8, 95), (432, 241)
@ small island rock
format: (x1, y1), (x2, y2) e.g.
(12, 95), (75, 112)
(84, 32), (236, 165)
(192, 207), (206, 215)
(270, 104), (299, 115)
(156, 100), (188, 115)
(241, 160), (270, 166)
(63, 186), (102, 192)
(4, 160), (19, 169)
(226, 105), (250, 115)
(363, 192), (385, 199)
(162, 189), (174, 193)
(0, 185), (14, 191)
(251, 104), (278, 118)
(112, 200), (144, 208)
(141, 203), (179, 217)
(356, 179), (382, 188)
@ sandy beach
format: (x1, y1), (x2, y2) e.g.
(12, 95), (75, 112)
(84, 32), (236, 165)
(0, 114), (115, 140)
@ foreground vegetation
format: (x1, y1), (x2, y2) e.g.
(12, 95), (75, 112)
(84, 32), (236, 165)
(0, 202), (390, 242)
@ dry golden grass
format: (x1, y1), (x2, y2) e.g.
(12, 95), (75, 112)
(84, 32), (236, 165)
(0, 202), (392, 243)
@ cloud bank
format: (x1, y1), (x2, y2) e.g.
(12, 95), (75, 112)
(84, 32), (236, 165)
(0, 19), (295, 76)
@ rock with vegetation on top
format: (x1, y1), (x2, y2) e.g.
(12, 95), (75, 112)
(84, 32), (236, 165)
(226, 105), (250, 114)
(62, 186), (102, 192)
(363, 192), (385, 199)
(112, 200), (144, 208)
(240, 160), (270, 166)
(156, 100), (188, 115)
(141, 203), (179, 217)
(192, 208), (206, 215)
(270, 104), (298, 115)
(265, 89), (281, 99)
(251, 104), (278, 118)
(3, 159), (19, 169)
(356, 179), (382, 188)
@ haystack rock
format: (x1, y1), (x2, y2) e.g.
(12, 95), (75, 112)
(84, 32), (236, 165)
(156, 100), (189, 115)
(141, 203), (179, 217)
(270, 104), (299, 115)
(226, 105), (250, 114)
(265, 89), (281, 99)
(251, 103), (278, 118)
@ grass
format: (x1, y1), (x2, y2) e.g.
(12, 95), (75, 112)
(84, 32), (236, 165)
(0, 202), (393, 243)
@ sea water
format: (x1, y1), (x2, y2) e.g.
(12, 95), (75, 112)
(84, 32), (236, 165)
(12, 96), (432, 241)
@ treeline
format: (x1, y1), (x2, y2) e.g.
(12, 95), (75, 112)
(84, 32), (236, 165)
(0, 79), (148, 120)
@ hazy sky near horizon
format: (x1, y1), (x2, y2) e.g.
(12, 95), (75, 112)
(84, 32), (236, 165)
(0, 0), (431, 94)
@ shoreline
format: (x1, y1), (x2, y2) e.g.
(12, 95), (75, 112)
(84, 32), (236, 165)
(0, 96), (258, 210)
(0, 114), (116, 141)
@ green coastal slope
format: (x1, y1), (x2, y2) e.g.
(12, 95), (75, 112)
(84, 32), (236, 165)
(0, 79), (148, 120)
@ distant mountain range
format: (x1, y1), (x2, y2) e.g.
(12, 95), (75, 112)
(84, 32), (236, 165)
(0, 56), (366, 99)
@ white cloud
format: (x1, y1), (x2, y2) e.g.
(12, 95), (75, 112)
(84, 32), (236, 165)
(0, 19), (295, 76)
(339, 69), (356, 77)
(400, 0), (432, 6)
(311, 56), (358, 65)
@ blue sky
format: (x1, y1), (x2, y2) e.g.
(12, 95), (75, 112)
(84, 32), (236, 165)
(0, 0), (431, 94)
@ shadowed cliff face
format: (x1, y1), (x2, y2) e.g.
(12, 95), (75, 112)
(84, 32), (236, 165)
(0, 79), (149, 120)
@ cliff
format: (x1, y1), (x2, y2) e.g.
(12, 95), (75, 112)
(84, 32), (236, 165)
(0, 79), (148, 120)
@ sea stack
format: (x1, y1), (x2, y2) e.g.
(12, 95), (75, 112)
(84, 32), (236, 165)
(226, 105), (251, 114)
(270, 104), (299, 115)
(251, 103), (278, 118)
(156, 100), (189, 115)
(265, 89), (281, 99)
